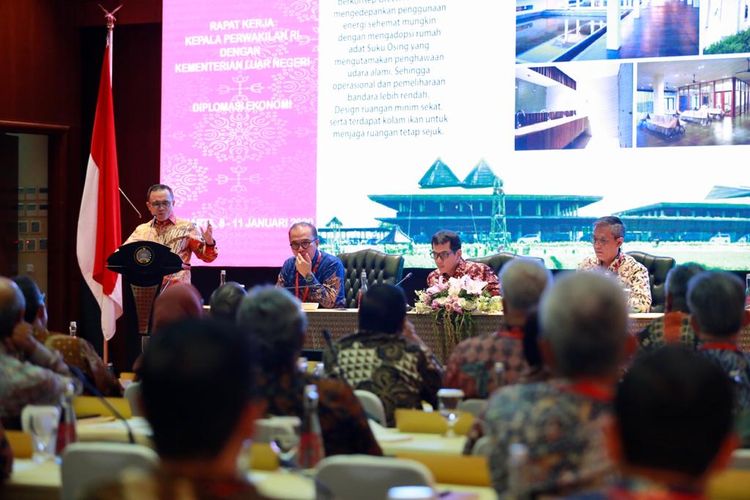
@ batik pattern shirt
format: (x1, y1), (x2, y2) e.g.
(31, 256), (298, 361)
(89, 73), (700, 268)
(324, 331), (444, 427)
(125, 215), (218, 285)
(33, 327), (121, 396)
(637, 311), (697, 352)
(700, 346), (750, 410)
(444, 326), (527, 399)
(276, 249), (345, 308)
(484, 380), (613, 497)
(427, 257), (501, 297)
(0, 342), (72, 419)
(578, 252), (652, 313)
(257, 371), (382, 457)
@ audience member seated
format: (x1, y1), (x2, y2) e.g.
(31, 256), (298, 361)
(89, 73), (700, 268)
(427, 230), (500, 296)
(687, 271), (750, 413)
(444, 258), (551, 399)
(578, 216), (652, 313)
(13, 275), (121, 396)
(599, 346), (737, 499)
(0, 277), (73, 426)
(237, 286), (381, 456)
(0, 421), (11, 484)
(324, 284), (443, 427)
(209, 281), (247, 323)
(637, 264), (704, 352)
(485, 271), (632, 497)
(86, 318), (269, 500)
(133, 283), (204, 374)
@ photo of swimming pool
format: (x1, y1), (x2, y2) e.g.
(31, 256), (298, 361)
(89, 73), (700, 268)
(517, 12), (610, 62)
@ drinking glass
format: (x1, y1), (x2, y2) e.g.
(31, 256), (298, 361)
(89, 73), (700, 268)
(437, 388), (464, 437)
(21, 405), (60, 463)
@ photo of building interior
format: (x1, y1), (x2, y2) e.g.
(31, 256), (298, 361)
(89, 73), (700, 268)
(516, 0), (699, 63)
(515, 62), (633, 150)
(636, 57), (750, 147)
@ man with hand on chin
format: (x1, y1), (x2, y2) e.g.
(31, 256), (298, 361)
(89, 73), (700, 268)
(276, 222), (345, 308)
(125, 183), (218, 286)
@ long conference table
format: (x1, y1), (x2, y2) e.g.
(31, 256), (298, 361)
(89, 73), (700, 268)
(304, 310), (750, 363)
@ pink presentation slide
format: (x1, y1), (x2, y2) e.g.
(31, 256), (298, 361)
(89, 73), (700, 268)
(161, 1), (318, 267)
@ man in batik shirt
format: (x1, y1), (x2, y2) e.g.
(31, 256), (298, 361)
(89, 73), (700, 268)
(578, 216), (651, 313)
(124, 183), (217, 285)
(276, 222), (345, 309)
(426, 230), (500, 296)
(444, 258), (551, 399)
(637, 264), (704, 352)
(688, 272), (750, 411)
(325, 284), (443, 427)
(485, 272), (631, 497)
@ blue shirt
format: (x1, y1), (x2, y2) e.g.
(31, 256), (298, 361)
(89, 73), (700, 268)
(276, 249), (346, 308)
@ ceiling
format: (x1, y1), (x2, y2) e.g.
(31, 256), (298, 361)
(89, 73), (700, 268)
(637, 56), (750, 90)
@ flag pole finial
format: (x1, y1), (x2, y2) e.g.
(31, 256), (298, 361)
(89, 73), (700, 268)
(99, 4), (123, 32)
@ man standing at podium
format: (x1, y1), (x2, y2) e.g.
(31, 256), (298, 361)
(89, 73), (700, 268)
(125, 184), (218, 285)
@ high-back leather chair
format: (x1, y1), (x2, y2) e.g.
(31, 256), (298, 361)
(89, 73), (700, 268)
(338, 249), (404, 308)
(467, 252), (545, 276)
(627, 251), (676, 313)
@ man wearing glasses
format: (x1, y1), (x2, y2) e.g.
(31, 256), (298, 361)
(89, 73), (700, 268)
(276, 222), (345, 308)
(577, 215), (651, 312)
(125, 184), (217, 285)
(426, 230), (500, 296)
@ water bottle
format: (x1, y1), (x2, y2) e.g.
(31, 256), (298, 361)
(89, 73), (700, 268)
(220, 269), (227, 286)
(55, 382), (77, 455)
(493, 361), (506, 391)
(357, 270), (368, 308)
(298, 384), (324, 468)
(508, 442), (531, 500)
(68, 321), (77, 337)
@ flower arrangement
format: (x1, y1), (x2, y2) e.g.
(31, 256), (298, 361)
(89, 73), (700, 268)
(414, 275), (502, 354)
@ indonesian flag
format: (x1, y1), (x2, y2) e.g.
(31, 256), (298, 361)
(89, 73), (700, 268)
(77, 39), (123, 340)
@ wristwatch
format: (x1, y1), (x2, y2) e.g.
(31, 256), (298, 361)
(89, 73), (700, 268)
(304, 273), (314, 283)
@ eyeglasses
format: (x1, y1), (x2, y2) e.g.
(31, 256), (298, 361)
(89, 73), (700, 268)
(592, 237), (612, 246)
(431, 250), (454, 260)
(290, 240), (315, 250)
(150, 201), (172, 208)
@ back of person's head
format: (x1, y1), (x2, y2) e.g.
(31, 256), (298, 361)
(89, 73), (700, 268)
(687, 271), (745, 338)
(500, 258), (551, 315)
(665, 264), (705, 313)
(236, 286), (307, 371)
(540, 271), (628, 378)
(431, 230), (461, 251)
(152, 283), (203, 333)
(139, 317), (258, 460)
(359, 284), (407, 334)
(11, 275), (44, 324)
(0, 277), (25, 339)
(615, 346), (735, 478)
(593, 215), (625, 238)
(209, 282), (247, 323)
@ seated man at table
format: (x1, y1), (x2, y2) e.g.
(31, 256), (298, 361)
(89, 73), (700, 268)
(637, 264), (704, 352)
(237, 286), (381, 456)
(0, 277), (72, 425)
(598, 346), (737, 499)
(88, 318), (269, 500)
(12, 275), (121, 396)
(444, 258), (551, 399)
(325, 284), (443, 427)
(577, 216), (651, 313)
(485, 271), (632, 497)
(276, 222), (345, 308)
(688, 271), (750, 412)
(426, 230), (500, 296)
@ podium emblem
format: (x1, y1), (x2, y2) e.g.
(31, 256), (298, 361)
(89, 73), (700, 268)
(134, 245), (154, 266)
